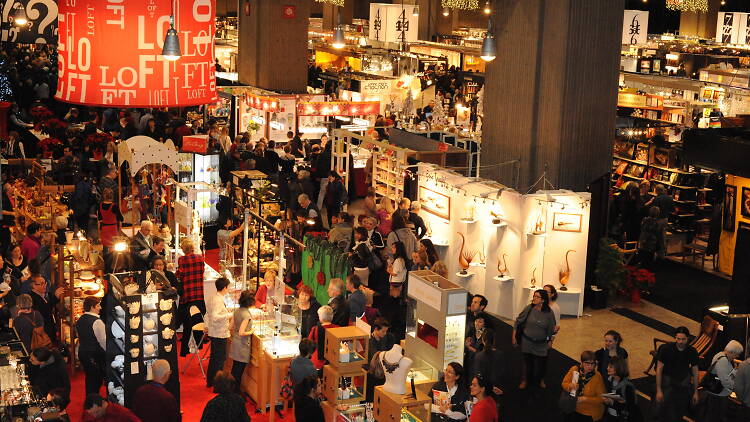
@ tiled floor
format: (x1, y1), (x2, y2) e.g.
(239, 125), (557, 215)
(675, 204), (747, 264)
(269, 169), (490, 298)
(496, 298), (700, 377)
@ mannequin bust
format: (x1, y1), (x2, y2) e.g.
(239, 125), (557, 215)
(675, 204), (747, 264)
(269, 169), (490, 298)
(381, 344), (413, 395)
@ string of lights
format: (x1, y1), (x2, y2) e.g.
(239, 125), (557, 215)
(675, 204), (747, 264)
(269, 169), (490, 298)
(441, 0), (480, 11)
(665, 0), (708, 13)
(315, 0), (345, 6)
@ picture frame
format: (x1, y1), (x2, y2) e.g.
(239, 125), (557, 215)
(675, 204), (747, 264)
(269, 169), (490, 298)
(742, 187), (750, 219)
(724, 185), (737, 231)
(419, 185), (451, 220)
(552, 212), (583, 233)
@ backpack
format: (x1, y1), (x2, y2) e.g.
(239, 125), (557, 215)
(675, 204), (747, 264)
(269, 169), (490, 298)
(23, 314), (52, 350)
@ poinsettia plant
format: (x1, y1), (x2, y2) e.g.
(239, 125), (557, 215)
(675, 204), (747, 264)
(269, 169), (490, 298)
(30, 105), (54, 122)
(623, 265), (656, 294)
(84, 132), (114, 150)
(38, 137), (62, 158)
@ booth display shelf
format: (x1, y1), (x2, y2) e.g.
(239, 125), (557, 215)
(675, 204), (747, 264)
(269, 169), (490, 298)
(324, 326), (369, 373)
(105, 276), (179, 408)
(405, 270), (468, 374)
(373, 386), (430, 422)
(322, 365), (367, 405)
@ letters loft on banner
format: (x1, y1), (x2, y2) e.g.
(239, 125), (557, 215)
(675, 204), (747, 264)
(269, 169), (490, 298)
(56, 0), (217, 107)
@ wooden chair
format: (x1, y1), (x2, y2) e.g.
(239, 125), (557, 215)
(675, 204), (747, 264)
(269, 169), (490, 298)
(644, 315), (720, 375)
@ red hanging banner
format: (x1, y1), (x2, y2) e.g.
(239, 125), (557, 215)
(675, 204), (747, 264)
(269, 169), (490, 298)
(55, 0), (217, 107)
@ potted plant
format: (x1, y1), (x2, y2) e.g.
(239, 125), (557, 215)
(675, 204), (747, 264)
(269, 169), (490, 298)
(622, 266), (656, 303)
(593, 238), (627, 307)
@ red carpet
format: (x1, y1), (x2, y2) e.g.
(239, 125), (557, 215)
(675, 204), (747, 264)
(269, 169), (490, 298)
(66, 352), (296, 421)
(66, 250), (295, 421)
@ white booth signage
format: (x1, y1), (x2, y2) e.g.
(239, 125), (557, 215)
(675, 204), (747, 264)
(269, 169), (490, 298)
(622, 10), (649, 45)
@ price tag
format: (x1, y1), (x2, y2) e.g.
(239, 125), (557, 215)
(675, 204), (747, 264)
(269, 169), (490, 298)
(130, 362), (139, 374)
(142, 293), (158, 307)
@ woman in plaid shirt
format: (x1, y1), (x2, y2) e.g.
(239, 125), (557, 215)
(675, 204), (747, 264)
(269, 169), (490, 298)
(176, 240), (206, 356)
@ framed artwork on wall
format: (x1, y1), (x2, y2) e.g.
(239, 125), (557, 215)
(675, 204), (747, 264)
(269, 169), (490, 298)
(552, 212), (583, 233)
(742, 187), (750, 218)
(419, 185), (450, 220)
(724, 185), (737, 231)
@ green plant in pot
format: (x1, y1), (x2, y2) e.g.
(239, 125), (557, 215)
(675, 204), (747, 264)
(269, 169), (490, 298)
(594, 238), (627, 301)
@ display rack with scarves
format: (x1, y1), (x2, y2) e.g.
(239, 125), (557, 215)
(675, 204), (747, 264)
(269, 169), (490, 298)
(301, 234), (351, 306)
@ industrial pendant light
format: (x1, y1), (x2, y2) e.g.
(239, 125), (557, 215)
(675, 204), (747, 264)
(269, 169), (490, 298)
(480, 18), (496, 62)
(332, 13), (346, 49)
(162, 1), (182, 61)
(442, 7), (450, 16)
(11, 3), (28, 26)
(483, 0), (491, 14)
(412, 5), (419, 16)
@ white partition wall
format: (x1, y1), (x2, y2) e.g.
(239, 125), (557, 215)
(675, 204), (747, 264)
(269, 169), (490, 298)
(416, 164), (591, 319)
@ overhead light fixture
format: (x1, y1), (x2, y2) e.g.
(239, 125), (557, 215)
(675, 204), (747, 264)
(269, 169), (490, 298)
(332, 13), (345, 49)
(11, 3), (28, 26)
(162, 2), (181, 61)
(480, 18), (496, 62)
(483, 1), (491, 14)
(442, 7), (450, 16)
(412, 5), (419, 16)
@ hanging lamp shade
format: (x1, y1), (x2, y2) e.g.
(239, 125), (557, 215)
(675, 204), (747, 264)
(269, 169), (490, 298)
(12, 3), (28, 26)
(480, 19), (496, 62)
(162, 16), (182, 61)
(332, 26), (346, 49)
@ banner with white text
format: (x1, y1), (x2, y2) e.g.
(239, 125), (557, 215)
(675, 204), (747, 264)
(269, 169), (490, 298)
(55, 0), (217, 107)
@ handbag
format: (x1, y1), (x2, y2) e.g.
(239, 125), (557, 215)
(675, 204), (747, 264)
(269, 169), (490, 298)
(558, 391), (577, 414)
(23, 314), (52, 350)
(699, 354), (726, 395)
(515, 306), (531, 345)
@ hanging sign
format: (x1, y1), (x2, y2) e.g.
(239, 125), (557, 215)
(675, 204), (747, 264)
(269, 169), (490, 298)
(297, 101), (380, 116)
(55, 0), (217, 107)
(0, 0), (58, 44)
(182, 135), (209, 154)
(244, 93), (280, 112)
(368, 3), (418, 44)
(622, 10), (649, 45)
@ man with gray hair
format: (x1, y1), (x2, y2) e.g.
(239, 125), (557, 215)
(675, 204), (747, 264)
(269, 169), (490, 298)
(131, 220), (153, 270)
(132, 359), (179, 422)
(735, 339), (750, 419)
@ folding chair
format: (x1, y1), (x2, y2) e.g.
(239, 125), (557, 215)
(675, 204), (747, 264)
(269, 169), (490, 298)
(181, 305), (210, 377)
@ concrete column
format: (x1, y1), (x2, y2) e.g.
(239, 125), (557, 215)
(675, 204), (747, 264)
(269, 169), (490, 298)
(237, 0), (310, 92)
(679, 0), (721, 39)
(480, 0), (624, 191)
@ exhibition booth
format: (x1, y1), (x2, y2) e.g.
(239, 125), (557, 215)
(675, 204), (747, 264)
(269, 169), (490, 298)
(415, 163), (591, 319)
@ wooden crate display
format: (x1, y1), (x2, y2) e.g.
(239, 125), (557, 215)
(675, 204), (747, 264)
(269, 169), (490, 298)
(322, 365), (367, 405)
(373, 386), (430, 422)
(324, 326), (369, 372)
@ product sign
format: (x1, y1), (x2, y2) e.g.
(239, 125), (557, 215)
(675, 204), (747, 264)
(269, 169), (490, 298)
(622, 10), (648, 45)
(368, 3), (418, 44)
(182, 135), (209, 154)
(0, 0), (58, 44)
(56, 0), (217, 107)
(359, 79), (392, 96)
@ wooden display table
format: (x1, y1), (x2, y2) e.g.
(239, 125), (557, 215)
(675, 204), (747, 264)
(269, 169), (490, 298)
(373, 385), (430, 422)
(239, 333), (297, 422)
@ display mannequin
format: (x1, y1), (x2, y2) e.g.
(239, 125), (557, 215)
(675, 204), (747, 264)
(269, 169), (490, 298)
(381, 344), (413, 395)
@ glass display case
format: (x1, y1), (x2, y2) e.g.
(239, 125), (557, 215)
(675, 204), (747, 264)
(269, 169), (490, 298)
(176, 153), (220, 223)
(400, 407), (429, 422)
